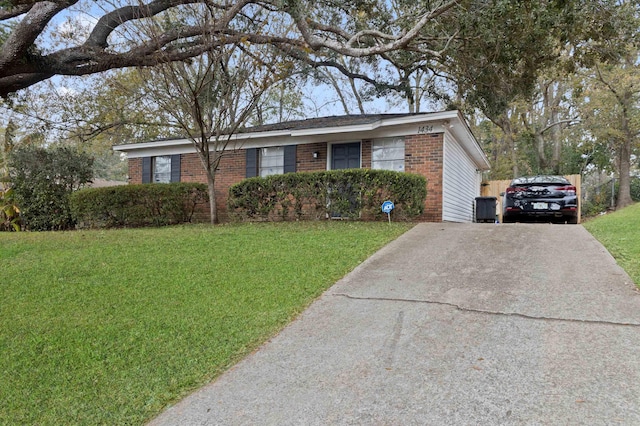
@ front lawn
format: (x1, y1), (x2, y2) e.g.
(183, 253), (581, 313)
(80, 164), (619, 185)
(0, 222), (412, 425)
(583, 202), (640, 287)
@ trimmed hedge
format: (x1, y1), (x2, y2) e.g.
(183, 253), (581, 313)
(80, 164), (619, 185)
(228, 169), (426, 221)
(70, 183), (209, 228)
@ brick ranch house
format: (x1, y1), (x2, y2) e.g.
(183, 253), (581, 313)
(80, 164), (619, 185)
(113, 110), (491, 223)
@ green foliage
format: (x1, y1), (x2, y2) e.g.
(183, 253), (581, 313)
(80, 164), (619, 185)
(70, 183), (209, 228)
(228, 169), (426, 221)
(632, 177), (640, 202)
(0, 187), (22, 231)
(584, 202), (640, 288)
(0, 222), (412, 424)
(582, 182), (615, 217)
(447, 0), (573, 118)
(581, 177), (640, 217)
(9, 146), (93, 231)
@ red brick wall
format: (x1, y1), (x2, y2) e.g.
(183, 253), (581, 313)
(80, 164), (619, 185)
(175, 151), (246, 222)
(405, 133), (444, 222)
(296, 142), (327, 172)
(126, 134), (444, 222)
(213, 151), (245, 221)
(127, 152), (246, 222)
(179, 153), (207, 183)
(361, 140), (372, 169)
(128, 158), (142, 183)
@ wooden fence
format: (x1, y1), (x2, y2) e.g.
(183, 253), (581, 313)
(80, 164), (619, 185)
(480, 174), (582, 223)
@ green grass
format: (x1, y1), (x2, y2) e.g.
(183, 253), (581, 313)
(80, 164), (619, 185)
(583, 202), (640, 287)
(0, 222), (412, 425)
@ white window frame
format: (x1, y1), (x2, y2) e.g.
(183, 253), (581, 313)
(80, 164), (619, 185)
(372, 137), (405, 172)
(153, 156), (172, 183)
(259, 146), (285, 177)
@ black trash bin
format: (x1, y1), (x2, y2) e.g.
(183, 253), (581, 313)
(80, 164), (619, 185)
(475, 196), (497, 223)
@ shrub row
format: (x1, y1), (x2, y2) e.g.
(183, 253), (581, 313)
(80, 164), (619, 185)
(70, 183), (208, 228)
(228, 169), (426, 221)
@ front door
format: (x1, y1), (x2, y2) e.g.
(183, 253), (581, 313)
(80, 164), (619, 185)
(331, 142), (361, 170)
(329, 142), (361, 218)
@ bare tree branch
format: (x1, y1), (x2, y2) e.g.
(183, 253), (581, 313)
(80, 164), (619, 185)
(0, 1), (77, 70)
(292, 0), (460, 55)
(0, 3), (34, 19)
(0, 0), (463, 97)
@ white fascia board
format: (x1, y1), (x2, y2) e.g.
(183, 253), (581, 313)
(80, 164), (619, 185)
(112, 131), (297, 157)
(381, 110), (459, 126)
(113, 138), (191, 152)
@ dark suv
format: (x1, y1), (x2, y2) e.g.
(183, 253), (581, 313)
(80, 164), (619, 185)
(502, 175), (578, 224)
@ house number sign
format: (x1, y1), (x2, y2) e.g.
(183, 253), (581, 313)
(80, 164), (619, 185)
(417, 125), (434, 134)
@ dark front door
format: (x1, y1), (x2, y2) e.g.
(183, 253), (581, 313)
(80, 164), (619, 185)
(331, 142), (361, 170)
(329, 142), (361, 218)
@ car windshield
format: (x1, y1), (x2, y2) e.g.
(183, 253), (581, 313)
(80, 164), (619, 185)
(511, 176), (570, 185)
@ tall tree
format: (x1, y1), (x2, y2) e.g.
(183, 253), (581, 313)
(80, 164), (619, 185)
(575, 56), (640, 209)
(130, 4), (291, 223)
(570, 0), (640, 209)
(454, 0), (634, 180)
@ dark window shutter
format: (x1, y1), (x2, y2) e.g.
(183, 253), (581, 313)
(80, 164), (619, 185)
(284, 145), (296, 174)
(246, 148), (258, 177)
(142, 157), (152, 183)
(170, 154), (181, 182)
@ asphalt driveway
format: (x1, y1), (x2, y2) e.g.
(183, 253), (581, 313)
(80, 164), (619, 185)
(150, 223), (640, 425)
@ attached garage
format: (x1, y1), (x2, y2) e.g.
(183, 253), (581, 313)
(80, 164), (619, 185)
(442, 133), (484, 222)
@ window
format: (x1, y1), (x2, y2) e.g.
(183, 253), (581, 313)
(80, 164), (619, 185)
(153, 156), (172, 183)
(246, 146), (296, 178)
(142, 155), (180, 183)
(372, 137), (405, 171)
(259, 147), (285, 177)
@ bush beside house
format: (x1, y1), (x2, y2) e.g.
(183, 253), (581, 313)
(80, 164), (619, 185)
(70, 183), (209, 228)
(9, 146), (93, 231)
(228, 169), (427, 221)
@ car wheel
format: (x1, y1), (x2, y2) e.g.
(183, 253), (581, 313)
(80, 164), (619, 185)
(567, 216), (578, 224)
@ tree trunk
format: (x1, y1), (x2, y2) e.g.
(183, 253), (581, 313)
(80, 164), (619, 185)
(500, 117), (519, 178)
(492, 114), (519, 178)
(616, 138), (633, 209)
(615, 97), (634, 210)
(207, 172), (218, 224)
(534, 131), (546, 172)
(550, 107), (561, 174)
(510, 133), (519, 178)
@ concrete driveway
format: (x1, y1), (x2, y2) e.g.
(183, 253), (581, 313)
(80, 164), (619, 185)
(150, 223), (640, 425)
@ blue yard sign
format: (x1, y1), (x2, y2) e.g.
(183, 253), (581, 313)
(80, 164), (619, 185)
(381, 200), (395, 223)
